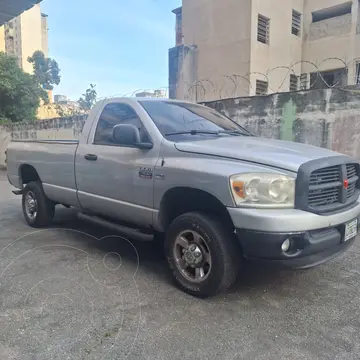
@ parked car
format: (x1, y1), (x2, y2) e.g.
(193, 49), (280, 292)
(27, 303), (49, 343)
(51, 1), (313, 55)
(6, 98), (360, 297)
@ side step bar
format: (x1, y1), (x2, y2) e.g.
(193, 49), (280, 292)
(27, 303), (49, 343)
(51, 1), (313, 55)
(12, 190), (23, 195)
(77, 212), (153, 242)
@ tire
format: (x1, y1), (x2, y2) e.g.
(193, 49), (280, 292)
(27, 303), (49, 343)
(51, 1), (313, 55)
(22, 181), (55, 227)
(165, 212), (240, 298)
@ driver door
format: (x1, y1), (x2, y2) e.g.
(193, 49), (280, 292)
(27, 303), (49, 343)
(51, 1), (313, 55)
(75, 102), (157, 227)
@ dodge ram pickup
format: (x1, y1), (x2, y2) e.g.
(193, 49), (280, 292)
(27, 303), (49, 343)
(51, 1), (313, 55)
(6, 98), (360, 297)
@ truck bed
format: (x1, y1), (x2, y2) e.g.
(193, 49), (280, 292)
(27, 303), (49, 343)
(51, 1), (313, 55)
(7, 140), (80, 206)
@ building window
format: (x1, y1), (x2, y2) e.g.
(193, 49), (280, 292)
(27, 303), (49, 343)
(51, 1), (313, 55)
(257, 14), (270, 44)
(310, 68), (348, 89)
(300, 74), (308, 90)
(256, 80), (268, 95)
(289, 74), (298, 91)
(312, 2), (352, 23)
(292, 10), (301, 36)
(355, 63), (360, 84)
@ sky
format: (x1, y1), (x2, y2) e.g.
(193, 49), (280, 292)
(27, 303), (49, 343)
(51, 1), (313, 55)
(41, 0), (181, 100)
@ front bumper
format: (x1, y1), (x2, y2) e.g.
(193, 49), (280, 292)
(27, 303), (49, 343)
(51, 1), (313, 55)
(229, 201), (360, 268)
(235, 222), (358, 269)
(227, 198), (360, 233)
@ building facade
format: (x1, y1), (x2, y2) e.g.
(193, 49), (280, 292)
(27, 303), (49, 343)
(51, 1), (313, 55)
(135, 89), (167, 98)
(54, 95), (68, 103)
(2, 4), (48, 74)
(170, 0), (360, 101)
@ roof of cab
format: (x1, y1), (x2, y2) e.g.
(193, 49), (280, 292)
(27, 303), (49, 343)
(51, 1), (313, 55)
(99, 97), (193, 104)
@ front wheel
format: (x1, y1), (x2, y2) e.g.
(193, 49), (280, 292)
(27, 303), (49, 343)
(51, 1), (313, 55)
(165, 212), (240, 298)
(22, 181), (55, 227)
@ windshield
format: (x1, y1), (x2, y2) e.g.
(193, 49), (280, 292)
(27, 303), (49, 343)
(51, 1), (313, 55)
(139, 100), (251, 141)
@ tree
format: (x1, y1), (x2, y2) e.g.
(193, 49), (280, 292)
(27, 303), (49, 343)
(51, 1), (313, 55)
(28, 50), (61, 90)
(0, 52), (48, 123)
(78, 84), (97, 111)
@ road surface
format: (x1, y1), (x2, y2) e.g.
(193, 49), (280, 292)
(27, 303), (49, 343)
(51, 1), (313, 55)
(1, 171), (360, 360)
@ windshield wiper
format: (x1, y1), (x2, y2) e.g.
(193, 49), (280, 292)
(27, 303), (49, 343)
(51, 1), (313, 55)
(218, 130), (252, 136)
(165, 130), (221, 136)
(165, 129), (252, 137)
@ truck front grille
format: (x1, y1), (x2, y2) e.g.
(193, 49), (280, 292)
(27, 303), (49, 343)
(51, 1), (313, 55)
(347, 164), (357, 199)
(306, 163), (359, 213)
(308, 166), (341, 208)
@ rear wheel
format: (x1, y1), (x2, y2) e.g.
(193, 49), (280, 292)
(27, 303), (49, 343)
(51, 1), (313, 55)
(22, 181), (55, 227)
(165, 212), (239, 298)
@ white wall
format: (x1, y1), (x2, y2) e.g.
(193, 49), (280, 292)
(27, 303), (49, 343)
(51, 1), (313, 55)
(19, 4), (43, 73)
(182, 0), (252, 101)
(0, 117), (86, 169)
(0, 126), (11, 169)
(249, 0), (304, 95)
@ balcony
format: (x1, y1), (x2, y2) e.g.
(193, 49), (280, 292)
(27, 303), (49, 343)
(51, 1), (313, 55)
(309, 13), (352, 41)
(5, 27), (14, 38)
(309, 2), (352, 41)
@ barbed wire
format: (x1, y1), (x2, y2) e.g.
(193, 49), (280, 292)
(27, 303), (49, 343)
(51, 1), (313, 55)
(181, 57), (360, 102)
(87, 57), (360, 104)
(5, 57), (360, 129)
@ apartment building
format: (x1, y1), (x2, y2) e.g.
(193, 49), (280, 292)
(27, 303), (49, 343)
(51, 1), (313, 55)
(2, 4), (48, 74)
(169, 0), (360, 101)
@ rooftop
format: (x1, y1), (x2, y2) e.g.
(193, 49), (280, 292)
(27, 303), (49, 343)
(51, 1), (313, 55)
(172, 6), (182, 15)
(0, 0), (41, 25)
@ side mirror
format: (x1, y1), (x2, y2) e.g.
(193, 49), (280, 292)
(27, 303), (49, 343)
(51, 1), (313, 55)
(112, 124), (153, 149)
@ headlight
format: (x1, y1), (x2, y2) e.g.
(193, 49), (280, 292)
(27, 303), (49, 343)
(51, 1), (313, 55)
(230, 173), (295, 208)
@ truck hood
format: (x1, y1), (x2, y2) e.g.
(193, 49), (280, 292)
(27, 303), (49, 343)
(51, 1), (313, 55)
(174, 137), (343, 172)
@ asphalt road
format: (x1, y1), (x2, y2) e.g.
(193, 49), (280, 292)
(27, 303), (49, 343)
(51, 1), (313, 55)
(1, 171), (360, 360)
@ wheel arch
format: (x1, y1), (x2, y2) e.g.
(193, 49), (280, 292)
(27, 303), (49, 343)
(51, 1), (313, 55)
(19, 164), (41, 187)
(158, 186), (234, 232)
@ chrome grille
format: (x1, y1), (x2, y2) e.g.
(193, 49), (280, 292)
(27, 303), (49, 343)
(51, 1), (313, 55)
(307, 163), (359, 212)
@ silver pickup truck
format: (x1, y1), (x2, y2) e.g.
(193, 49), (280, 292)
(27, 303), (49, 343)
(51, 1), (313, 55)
(6, 98), (360, 297)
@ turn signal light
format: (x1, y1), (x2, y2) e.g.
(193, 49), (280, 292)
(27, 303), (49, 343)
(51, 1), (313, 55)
(232, 181), (245, 198)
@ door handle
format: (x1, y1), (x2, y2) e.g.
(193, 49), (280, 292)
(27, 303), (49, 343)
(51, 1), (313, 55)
(84, 154), (98, 161)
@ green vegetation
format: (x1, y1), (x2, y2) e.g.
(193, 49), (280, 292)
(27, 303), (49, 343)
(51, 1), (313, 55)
(28, 50), (61, 91)
(0, 52), (48, 123)
(78, 84), (97, 111)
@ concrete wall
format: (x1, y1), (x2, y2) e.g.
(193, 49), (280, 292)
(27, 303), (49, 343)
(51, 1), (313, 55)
(174, 0), (360, 101)
(249, 0), (304, 95)
(0, 26), (5, 52)
(169, 45), (197, 100)
(0, 125), (11, 169)
(181, 0), (252, 101)
(204, 87), (360, 159)
(2, 87), (360, 169)
(0, 116), (87, 169)
(302, 0), (358, 81)
(41, 13), (48, 57)
(19, 4), (43, 73)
